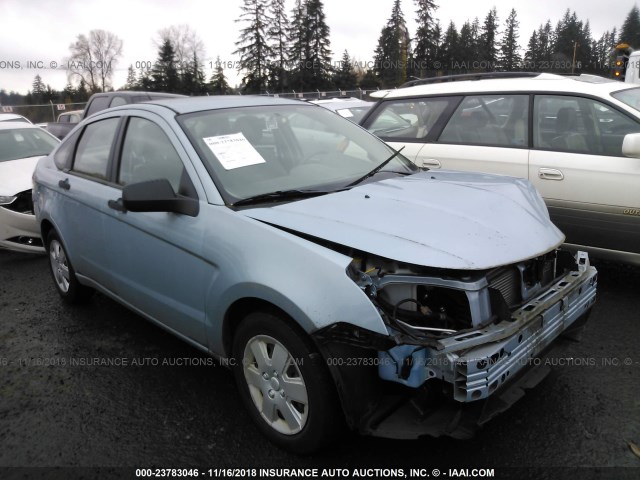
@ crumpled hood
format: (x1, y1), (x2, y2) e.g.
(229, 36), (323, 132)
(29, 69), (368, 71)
(0, 156), (41, 195)
(240, 171), (565, 270)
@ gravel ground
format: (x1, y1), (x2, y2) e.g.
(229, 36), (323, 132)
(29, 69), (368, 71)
(0, 250), (638, 480)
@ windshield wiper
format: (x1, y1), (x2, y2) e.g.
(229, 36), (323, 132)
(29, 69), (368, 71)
(232, 189), (330, 207)
(346, 146), (406, 187)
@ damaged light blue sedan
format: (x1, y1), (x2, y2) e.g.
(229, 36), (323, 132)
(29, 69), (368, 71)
(33, 96), (597, 453)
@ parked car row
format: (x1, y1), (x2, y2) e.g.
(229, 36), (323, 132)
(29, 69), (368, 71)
(31, 92), (597, 453)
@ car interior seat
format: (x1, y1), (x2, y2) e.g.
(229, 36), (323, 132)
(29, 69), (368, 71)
(551, 107), (589, 152)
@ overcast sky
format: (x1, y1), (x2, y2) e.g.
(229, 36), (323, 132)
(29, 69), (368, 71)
(0, 0), (633, 96)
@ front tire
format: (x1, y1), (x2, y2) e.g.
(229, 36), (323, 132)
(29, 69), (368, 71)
(46, 230), (93, 304)
(232, 311), (342, 454)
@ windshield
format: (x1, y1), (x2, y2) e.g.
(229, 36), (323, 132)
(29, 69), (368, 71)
(178, 104), (416, 203)
(612, 87), (640, 113)
(0, 128), (59, 162)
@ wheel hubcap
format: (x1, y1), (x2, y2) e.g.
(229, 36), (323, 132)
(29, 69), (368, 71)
(243, 335), (308, 435)
(49, 240), (70, 293)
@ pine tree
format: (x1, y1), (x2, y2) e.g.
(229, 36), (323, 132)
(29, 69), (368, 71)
(591, 31), (612, 73)
(32, 75), (46, 101)
(538, 21), (555, 64)
(180, 52), (207, 95)
(266, 0), (289, 91)
(306, 0), (333, 89)
(234, 0), (272, 93)
(430, 21), (443, 68)
(524, 30), (539, 67)
(620, 6), (640, 48)
(456, 21), (476, 71)
(332, 50), (358, 89)
(440, 21), (459, 72)
(580, 21), (593, 71)
(76, 79), (89, 101)
(374, 0), (409, 87)
(288, 0), (332, 90)
(479, 7), (499, 71)
(498, 8), (521, 71)
(62, 83), (75, 102)
(151, 39), (180, 92)
(553, 10), (592, 72)
(413, 0), (439, 77)
(288, 0), (306, 86)
(209, 56), (232, 94)
(360, 69), (381, 89)
(124, 65), (138, 90)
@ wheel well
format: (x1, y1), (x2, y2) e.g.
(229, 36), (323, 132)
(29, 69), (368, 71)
(223, 298), (309, 358)
(40, 220), (55, 248)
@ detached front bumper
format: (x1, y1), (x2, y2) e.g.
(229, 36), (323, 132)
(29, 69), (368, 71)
(379, 252), (597, 402)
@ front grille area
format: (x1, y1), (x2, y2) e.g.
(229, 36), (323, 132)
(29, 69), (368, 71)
(2, 190), (34, 214)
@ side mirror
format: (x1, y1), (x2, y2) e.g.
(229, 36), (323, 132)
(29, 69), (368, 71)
(122, 179), (199, 217)
(622, 132), (640, 158)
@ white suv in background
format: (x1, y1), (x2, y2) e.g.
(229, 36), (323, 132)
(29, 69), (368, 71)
(362, 73), (640, 265)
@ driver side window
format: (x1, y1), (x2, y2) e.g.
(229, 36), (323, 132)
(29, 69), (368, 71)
(118, 117), (186, 192)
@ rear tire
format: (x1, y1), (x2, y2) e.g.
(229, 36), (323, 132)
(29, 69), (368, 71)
(46, 230), (93, 304)
(232, 311), (343, 454)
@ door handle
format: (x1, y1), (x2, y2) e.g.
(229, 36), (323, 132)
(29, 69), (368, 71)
(421, 158), (441, 168)
(108, 198), (126, 212)
(58, 178), (70, 190)
(538, 168), (564, 181)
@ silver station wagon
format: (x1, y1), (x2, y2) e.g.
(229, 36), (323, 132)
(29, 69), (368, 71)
(33, 96), (597, 453)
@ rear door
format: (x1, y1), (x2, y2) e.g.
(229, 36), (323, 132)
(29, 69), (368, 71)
(421, 94), (530, 178)
(529, 94), (640, 254)
(58, 116), (122, 281)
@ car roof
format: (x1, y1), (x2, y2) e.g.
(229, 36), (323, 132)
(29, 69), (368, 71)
(382, 73), (638, 99)
(0, 121), (42, 131)
(0, 113), (31, 122)
(135, 95), (307, 114)
(90, 90), (185, 98)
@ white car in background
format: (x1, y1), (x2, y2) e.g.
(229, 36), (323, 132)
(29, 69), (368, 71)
(0, 122), (59, 253)
(362, 73), (640, 266)
(311, 98), (373, 123)
(0, 113), (33, 124)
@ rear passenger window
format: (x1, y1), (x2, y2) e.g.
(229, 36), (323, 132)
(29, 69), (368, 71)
(72, 118), (119, 180)
(109, 96), (128, 107)
(366, 98), (451, 140)
(534, 95), (640, 156)
(439, 95), (529, 147)
(85, 97), (110, 116)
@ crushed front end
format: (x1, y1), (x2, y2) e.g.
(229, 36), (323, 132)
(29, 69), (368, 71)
(314, 249), (597, 439)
